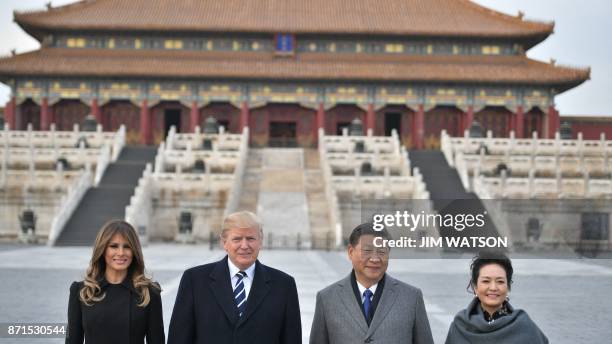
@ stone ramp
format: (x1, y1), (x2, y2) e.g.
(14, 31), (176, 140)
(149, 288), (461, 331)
(258, 149), (311, 246)
(304, 148), (333, 245)
(236, 148), (262, 213)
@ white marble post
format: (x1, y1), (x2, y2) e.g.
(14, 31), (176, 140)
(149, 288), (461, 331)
(205, 159), (211, 194)
(500, 169), (507, 198)
(383, 166), (391, 197)
(577, 132), (584, 164)
(556, 169), (563, 197)
(528, 169), (535, 198)
(55, 161), (64, 189)
(354, 166), (361, 196)
(603, 132), (610, 175)
(583, 169), (590, 197)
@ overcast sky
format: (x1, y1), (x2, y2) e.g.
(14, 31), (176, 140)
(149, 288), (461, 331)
(1, 0), (610, 116)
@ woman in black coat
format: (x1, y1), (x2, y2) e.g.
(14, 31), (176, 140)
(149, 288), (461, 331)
(445, 252), (548, 344)
(66, 220), (164, 344)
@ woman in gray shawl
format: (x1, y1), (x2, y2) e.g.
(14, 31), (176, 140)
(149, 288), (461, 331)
(445, 252), (548, 344)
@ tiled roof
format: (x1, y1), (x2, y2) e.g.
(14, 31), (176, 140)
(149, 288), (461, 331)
(0, 48), (589, 91)
(15, 0), (552, 43)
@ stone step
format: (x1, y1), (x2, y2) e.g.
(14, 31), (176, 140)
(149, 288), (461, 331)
(303, 148), (321, 169)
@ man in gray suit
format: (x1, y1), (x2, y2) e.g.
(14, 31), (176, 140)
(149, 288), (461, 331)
(310, 223), (434, 344)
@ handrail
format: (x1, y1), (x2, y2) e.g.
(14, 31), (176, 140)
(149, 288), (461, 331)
(111, 125), (126, 161)
(48, 166), (93, 246)
(94, 144), (111, 186)
(125, 163), (153, 240)
(223, 127), (249, 217)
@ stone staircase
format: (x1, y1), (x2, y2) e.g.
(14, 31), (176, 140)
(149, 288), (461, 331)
(409, 150), (501, 249)
(54, 146), (157, 246)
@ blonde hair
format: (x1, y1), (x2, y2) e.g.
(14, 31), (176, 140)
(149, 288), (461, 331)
(79, 220), (160, 307)
(221, 211), (263, 238)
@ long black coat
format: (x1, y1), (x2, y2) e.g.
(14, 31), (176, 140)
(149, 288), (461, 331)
(66, 278), (164, 344)
(168, 256), (302, 344)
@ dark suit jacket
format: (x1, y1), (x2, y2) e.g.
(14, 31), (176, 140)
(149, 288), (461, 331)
(168, 256), (302, 344)
(66, 279), (164, 344)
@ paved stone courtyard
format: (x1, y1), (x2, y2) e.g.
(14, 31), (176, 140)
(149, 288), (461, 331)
(1, 244), (611, 343)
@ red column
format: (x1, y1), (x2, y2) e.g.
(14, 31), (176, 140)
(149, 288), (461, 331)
(464, 105), (474, 134)
(515, 105), (524, 138)
(316, 102), (325, 131)
(140, 99), (151, 145)
(506, 113), (513, 137)
(5, 97), (16, 130)
(548, 105), (559, 139)
(414, 104), (425, 149)
(240, 101), (249, 131)
(40, 97), (50, 130)
(91, 98), (102, 125)
(49, 105), (55, 128)
(190, 101), (199, 133)
(536, 112), (542, 137)
(366, 103), (375, 134)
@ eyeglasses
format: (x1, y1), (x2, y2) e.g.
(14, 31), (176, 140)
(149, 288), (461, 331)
(360, 248), (389, 259)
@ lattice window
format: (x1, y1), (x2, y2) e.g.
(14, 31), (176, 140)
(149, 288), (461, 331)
(482, 45), (501, 55)
(164, 40), (184, 50)
(67, 38), (86, 48)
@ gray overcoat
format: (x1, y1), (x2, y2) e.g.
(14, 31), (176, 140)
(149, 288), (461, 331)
(309, 274), (434, 344)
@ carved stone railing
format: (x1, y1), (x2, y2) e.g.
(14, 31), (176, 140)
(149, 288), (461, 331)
(47, 166), (93, 246)
(111, 125), (126, 161)
(320, 130), (397, 154)
(94, 144), (111, 186)
(125, 163), (153, 242)
(443, 130), (612, 158)
(473, 173), (612, 199)
(170, 125), (243, 151)
(0, 123), (119, 149)
(318, 128), (428, 246)
(319, 128), (343, 247)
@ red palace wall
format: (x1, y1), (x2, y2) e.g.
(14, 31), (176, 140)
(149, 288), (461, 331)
(474, 106), (512, 138)
(17, 99), (41, 130)
(200, 102), (241, 134)
(101, 101), (140, 144)
(563, 116), (612, 140)
(151, 101), (190, 144)
(12, 96), (612, 147)
(523, 107), (545, 138)
(52, 99), (89, 131)
(324, 104), (365, 136)
(424, 106), (463, 148)
(375, 105), (415, 148)
(249, 103), (316, 147)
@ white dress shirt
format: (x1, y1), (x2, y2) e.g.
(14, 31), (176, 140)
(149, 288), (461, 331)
(356, 280), (378, 304)
(228, 259), (256, 300)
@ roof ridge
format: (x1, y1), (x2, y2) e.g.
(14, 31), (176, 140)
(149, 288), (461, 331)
(12, 0), (555, 44)
(459, 0), (554, 32)
(527, 57), (590, 73)
(14, 0), (99, 17)
(0, 47), (590, 91)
